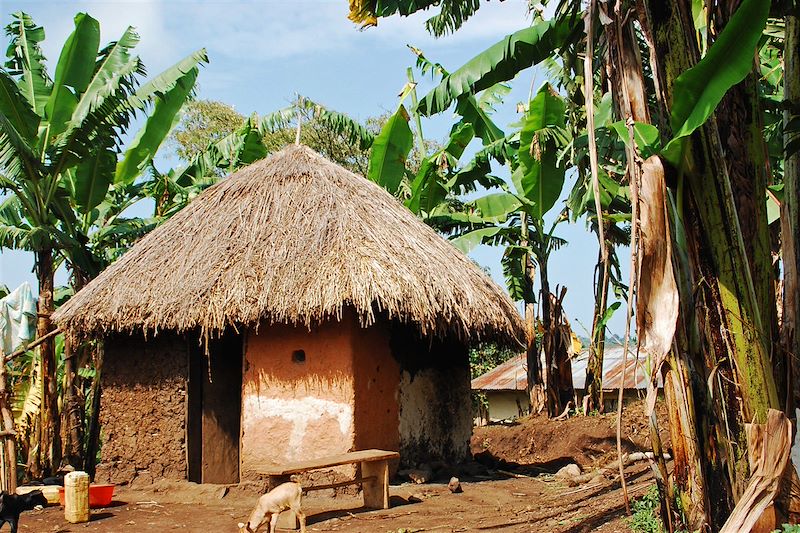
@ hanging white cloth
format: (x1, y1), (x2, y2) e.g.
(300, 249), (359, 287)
(0, 282), (37, 356)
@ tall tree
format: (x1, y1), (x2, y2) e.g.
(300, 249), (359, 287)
(171, 96), (376, 175)
(0, 11), (207, 474)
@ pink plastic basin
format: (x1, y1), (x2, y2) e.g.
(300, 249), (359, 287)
(58, 484), (115, 508)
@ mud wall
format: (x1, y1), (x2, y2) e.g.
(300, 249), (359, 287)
(391, 326), (472, 467)
(95, 333), (189, 486)
(351, 320), (400, 457)
(241, 314), (358, 477)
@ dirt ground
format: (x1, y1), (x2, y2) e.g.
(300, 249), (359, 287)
(22, 401), (668, 532)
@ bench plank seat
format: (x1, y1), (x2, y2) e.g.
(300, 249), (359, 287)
(254, 449), (399, 476)
(254, 448), (400, 529)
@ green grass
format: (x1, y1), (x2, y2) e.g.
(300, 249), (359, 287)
(628, 486), (664, 533)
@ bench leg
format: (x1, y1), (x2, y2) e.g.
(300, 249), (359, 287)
(276, 509), (300, 530)
(361, 460), (389, 510)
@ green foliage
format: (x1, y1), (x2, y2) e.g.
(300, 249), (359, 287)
(172, 97), (377, 176)
(517, 83), (567, 219)
(417, 16), (578, 116)
(628, 486), (664, 533)
(0, 10), (207, 279)
(776, 525), (800, 533)
(368, 105), (413, 194)
(171, 100), (246, 160)
(348, 0), (481, 38)
(661, 0), (769, 165)
(469, 342), (516, 379)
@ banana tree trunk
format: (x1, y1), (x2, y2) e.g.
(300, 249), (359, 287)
(525, 301), (546, 414)
(35, 248), (60, 476)
(538, 260), (563, 417)
(585, 238), (610, 412)
(61, 270), (90, 469)
(643, 0), (781, 528)
(783, 7), (800, 414)
(522, 215), (546, 414)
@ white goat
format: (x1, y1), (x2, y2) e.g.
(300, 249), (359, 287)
(238, 482), (306, 533)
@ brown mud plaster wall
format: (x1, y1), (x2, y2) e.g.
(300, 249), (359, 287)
(95, 333), (189, 486)
(391, 326), (472, 467)
(351, 320), (400, 468)
(241, 313), (359, 480)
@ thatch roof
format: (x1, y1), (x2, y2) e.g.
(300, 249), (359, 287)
(53, 145), (524, 345)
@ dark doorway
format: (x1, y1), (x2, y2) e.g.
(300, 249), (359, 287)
(187, 331), (243, 484)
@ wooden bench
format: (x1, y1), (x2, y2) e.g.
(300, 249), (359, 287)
(255, 449), (400, 529)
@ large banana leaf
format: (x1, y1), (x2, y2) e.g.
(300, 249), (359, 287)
(0, 70), (39, 142)
(501, 244), (530, 302)
(417, 16), (578, 116)
(71, 146), (116, 212)
(516, 84), (566, 219)
(5, 13), (50, 112)
(424, 0), (481, 37)
(44, 13), (100, 140)
(65, 27), (141, 135)
(455, 96), (504, 145)
(299, 97), (375, 150)
(661, 0), (768, 164)
(451, 226), (501, 254)
(0, 195), (31, 250)
(115, 67), (199, 185)
(0, 109), (42, 184)
(348, 0), (482, 37)
(174, 117), (266, 186)
(407, 158), (447, 214)
(368, 105), (413, 194)
(4, 12), (50, 118)
(473, 192), (521, 222)
(129, 48), (208, 110)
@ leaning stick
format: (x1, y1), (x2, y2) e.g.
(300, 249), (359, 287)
(5, 328), (62, 363)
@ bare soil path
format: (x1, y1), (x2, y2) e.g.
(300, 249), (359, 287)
(23, 402), (665, 532)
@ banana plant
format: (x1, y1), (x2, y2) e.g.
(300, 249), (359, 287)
(0, 10), (207, 476)
(442, 84), (572, 416)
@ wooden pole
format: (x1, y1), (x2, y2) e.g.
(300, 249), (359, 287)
(0, 350), (17, 492)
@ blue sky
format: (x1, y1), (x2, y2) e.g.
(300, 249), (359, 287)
(0, 0), (630, 335)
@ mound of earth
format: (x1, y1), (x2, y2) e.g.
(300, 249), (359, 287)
(471, 399), (671, 473)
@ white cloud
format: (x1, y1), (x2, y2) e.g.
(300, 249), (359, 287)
(6, 1), (179, 74)
(158, 0), (531, 62)
(7, 0), (532, 85)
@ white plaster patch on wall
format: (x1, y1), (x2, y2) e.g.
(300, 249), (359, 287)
(398, 367), (472, 462)
(243, 395), (353, 460)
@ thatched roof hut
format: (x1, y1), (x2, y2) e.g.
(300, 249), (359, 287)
(53, 144), (523, 345)
(56, 145), (525, 487)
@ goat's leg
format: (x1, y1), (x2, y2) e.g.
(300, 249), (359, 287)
(296, 509), (307, 533)
(267, 513), (279, 533)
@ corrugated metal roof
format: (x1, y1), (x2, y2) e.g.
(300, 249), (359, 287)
(470, 354), (528, 391)
(471, 345), (661, 392)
